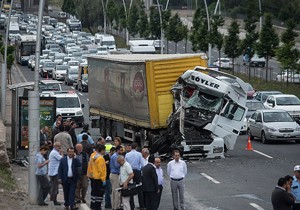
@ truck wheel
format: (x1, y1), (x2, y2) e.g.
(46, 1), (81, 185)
(100, 118), (106, 137)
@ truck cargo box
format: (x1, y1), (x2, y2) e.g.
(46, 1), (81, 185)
(88, 54), (207, 129)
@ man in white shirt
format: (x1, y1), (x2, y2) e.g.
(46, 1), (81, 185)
(167, 150), (187, 210)
(154, 157), (164, 209)
(48, 142), (63, 206)
(117, 155), (134, 210)
(141, 148), (149, 167)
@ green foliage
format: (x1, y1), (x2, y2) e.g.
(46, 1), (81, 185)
(7, 46), (15, 55)
(0, 165), (16, 191)
(224, 21), (241, 68)
(166, 14), (187, 53)
(210, 15), (224, 51)
(107, 0), (116, 28)
(137, 9), (149, 39)
(7, 54), (14, 70)
(0, 46), (4, 59)
(162, 9), (171, 31)
(127, 4), (139, 37)
(149, 6), (161, 39)
(189, 8), (209, 53)
(62, 0), (76, 16)
(281, 20), (298, 44)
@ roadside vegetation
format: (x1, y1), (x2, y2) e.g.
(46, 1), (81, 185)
(0, 165), (16, 191)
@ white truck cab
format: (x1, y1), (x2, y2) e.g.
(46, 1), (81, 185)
(100, 35), (116, 52)
(49, 91), (85, 126)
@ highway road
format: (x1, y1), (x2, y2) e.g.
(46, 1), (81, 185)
(13, 60), (300, 210)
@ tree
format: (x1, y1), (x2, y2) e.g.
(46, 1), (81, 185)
(106, 0), (116, 33)
(256, 14), (279, 81)
(137, 8), (149, 39)
(210, 15), (224, 66)
(166, 14), (187, 53)
(127, 4), (139, 37)
(224, 21), (241, 72)
(162, 9), (171, 53)
(276, 19), (300, 86)
(190, 8), (209, 53)
(149, 6), (161, 39)
(62, 0), (76, 16)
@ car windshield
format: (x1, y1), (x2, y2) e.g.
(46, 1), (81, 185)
(276, 96), (300, 105)
(39, 83), (61, 92)
(57, 98), (80, 108)
(56, 66), (68, 70)
(68, 68), (78, 74)
(102, 41), (115, 45)
(263, 112), (294, 123)
(186, 90), (223, 113)
(44, 63), (55, 68)
(247, 84), (254, 91)
(69, 61), (79, 66)
(246, 101), (264, 111)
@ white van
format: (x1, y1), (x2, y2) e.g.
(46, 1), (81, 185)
(49, 91), (85, 126)
(130, 45), (156, 54)
(100, 35), (116, 51)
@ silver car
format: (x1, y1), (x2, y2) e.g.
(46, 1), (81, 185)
(247, 109), (300, 144)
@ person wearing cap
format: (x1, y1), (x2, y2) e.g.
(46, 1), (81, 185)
(291, 165), (300, 210)
(271, 177), (295, 210)
(105, 136), (113, 154)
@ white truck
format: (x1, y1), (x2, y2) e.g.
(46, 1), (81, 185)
(8, 16), (20, 42)
(99, 35), (116, 52)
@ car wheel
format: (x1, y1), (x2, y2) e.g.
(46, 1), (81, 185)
(247, 128), (254, 140)
(261, 131), (268, 144)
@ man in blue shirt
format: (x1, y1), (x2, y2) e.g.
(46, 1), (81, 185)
(125, 142), (145, 210)
(35, 145), (50, 206)
(291, 165), (300, 210)
(109, 145), (122, 210)
(77, 131), (94, 145)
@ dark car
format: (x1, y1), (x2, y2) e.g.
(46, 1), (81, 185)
(40, 62), (56, 78)
(65, 67), (78, 86)
(246, 83), (255, 99)
(254, 91), (282, 103)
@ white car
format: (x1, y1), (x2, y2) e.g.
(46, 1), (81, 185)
(212, 58), (233, 69)
(264, 94), (300, 123)
(276, 70), (300, 83)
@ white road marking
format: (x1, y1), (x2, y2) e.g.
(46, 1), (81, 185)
(249, 203), (265, 210)
(253, 150), (273, 159)
(200, 173), (220, 184)
(78, 92), (83, 96)
(71, 87), (74, 89)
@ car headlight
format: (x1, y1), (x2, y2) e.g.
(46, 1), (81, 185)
(267, 127), (277, 132)
(296, 127), (300, 131)
(76, 111), (83, 116)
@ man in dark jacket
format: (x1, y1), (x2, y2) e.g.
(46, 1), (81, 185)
(58, 147), (81, 210)
(271, 177), (295, 210)
(68, 122), (78, 148)
(75, 144), (89, 204)
(142, 155), (159, 210)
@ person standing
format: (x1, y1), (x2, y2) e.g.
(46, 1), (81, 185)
(77, 127), (94, 145)
(75, 144), (89, 204)
(104, 147), (115, 209)
(291, 165), (300, 210)
(271, 177), (295, 210)
(69, 122), (78, 148)
(117, 155), (134, 210)
(58, 147), (81, 210)
(154, 157), (164, 209)
(142, 155), (158, 210)
(167, 150), (187, 210)
(51, 120), (61, 143)
(105, 136), (113, 154)
(125, 142), (145, 210)
(48, 142), (63, 206)
(54, 125), (73, 155)
(141, 148), (149, 167)
(40, 126), (50, 147)
(35, 145), (50, 206)
(80, 134), (93, 156)
(110, 145), (123, 210)
(87, 144), (107, 210)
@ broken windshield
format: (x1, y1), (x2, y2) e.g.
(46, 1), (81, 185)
(185, 90), (223, 112)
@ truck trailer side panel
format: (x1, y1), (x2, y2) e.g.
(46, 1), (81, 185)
(89, 58), (151, 127)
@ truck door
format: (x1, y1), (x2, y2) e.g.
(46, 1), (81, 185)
(209, 101), (247, 149)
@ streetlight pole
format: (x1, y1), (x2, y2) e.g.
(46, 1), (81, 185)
(258, 0), (262, 32)
(1, 0), (13, 121)
(122, 0), (132, 46)
(156, 0), (163, 54)
(28, 0), (44, 204)
(101, 0), (107, 34)
(203, 0), (211, 65)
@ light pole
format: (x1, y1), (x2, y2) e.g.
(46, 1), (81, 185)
(155, 0), (163, 54)
(258, 0), (262, 32)
(101, 0), (107, 34)
(203, 0), (211, 65)
(28, 0), (44, 204)
(1, 0), (13, 121)
(122, 0), (133, 46)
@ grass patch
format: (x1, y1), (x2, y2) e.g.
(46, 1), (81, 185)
(223, 69), (300, 98)
(0, 165), (16, 191)
(48, 0), (63, 7)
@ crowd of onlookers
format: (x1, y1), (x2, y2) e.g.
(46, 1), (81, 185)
(35, 114), (188, 210)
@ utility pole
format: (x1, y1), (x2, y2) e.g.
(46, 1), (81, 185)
(28, 0), (44, 204)
(1, 0), (13, 121)
(156, 0), (163, 54)
(258, 0), (262, 32)
(101, 0), (107, 34)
